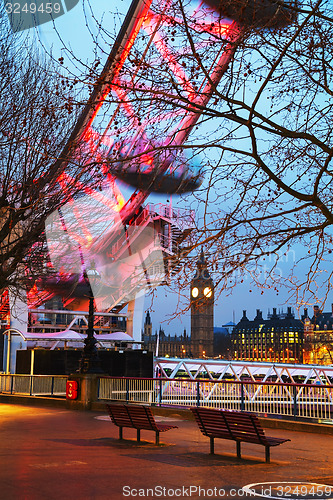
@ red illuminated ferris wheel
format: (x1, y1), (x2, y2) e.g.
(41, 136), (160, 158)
(55, 0), (296, 209)
(30, 0), (296, 316)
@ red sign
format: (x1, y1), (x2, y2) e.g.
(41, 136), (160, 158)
(66, 380), (78, 400)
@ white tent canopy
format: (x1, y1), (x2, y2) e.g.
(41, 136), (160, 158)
(3, 330), (138, 348)
(19, 330), (84, 342)
(16, 330), (134, 342)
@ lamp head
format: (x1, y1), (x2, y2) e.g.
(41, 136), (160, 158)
(86, 264), (101, 288)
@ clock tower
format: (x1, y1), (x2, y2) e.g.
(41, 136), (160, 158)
(190, 249), (214, 358)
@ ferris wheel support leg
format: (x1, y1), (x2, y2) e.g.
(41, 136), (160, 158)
(127, 293), (145, 345)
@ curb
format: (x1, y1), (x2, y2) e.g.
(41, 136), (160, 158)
(259, 416), (333, 435)
(1, 395), (333, 435)
(149, 406), (333, 435)
(0, 394), (68, 408)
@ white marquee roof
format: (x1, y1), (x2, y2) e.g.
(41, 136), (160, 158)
(5, 329), (135, 343)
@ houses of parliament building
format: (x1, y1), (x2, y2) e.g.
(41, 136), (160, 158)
(142, 249), (333, 365)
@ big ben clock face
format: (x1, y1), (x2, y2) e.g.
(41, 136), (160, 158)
(203, 286), (212, 298)
(191, 287), (199, 298)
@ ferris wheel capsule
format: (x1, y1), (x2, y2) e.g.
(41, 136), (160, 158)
(202, 0), (297, 28)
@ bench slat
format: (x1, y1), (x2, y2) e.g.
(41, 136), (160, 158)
(106, 403), (178, 445)
(192, 408), (231, 437)
(191, 407), (290, 463)
(106, 404), (133, 427)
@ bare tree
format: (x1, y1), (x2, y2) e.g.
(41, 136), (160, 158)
(67, 0), (333, 311)
(0, 15), (101, 294)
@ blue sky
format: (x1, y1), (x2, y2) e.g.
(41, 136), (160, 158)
(28, 0), (327, 335)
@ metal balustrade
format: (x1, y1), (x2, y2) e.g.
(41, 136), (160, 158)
(0, 374), (67, 396)
(99, 376), (154, 404)
(155, 357), (333, 384)
(98, 376), (333, 422)
(1, 372), (331, 422)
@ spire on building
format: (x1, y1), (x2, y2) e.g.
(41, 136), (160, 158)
(143, 310), (152, 337)
(194, 248), (212, 280)
(199, 248), (205, 264)
(145, 310), (152, 325)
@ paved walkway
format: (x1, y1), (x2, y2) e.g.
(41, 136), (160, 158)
(1, 403), (333, 500)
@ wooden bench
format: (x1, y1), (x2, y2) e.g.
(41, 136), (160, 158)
(191, 407), (290, 463)
(106, 403), (178, 445)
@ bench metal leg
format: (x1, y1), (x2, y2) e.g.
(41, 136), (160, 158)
(210, 437), (214, 455)
(119, 427), (123, 440)
(155, 432), (160, 445)
(265, 446), (270, 463)
(137, 429), (141, 442)
(236, 441), (241, 459)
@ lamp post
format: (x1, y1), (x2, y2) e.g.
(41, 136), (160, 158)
(78, 266), (104, 374)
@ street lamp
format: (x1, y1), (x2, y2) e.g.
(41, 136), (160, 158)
(78, 265), (104, 374)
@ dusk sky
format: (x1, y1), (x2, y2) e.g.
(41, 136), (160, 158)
(30, 0), (329, 335)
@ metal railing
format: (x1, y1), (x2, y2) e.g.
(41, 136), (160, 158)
(155, 358), (333, 384)
(99, 376), (155, 404)
(97, 376), (333, 422)
(0, 374), (68, 397)
(148, 203), (195, 230)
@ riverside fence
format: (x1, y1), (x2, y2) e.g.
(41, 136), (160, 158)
(0, 373), (332, 423)
(0, 374), (68, 397)
(98, 376), (333, 423)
